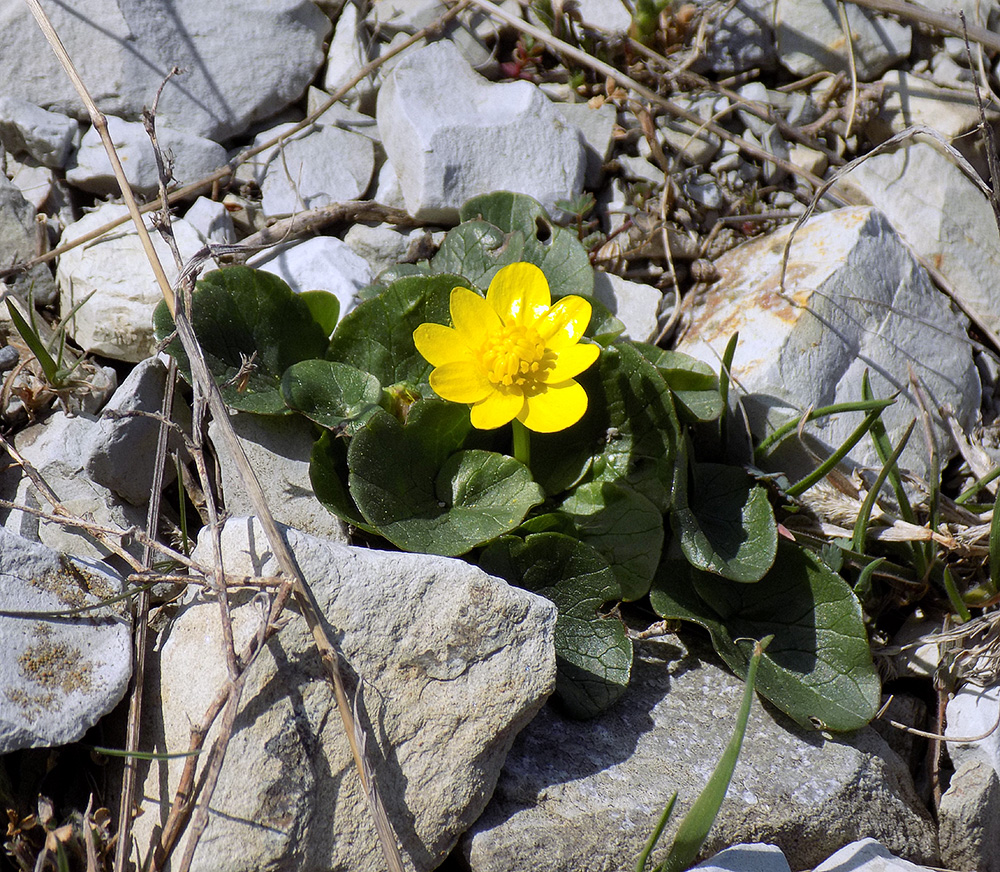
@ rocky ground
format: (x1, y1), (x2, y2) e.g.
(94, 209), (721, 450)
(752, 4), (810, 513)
(2, 0), (1000, 871)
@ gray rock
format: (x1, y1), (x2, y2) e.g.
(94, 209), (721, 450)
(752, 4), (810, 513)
(775, 0), (911, 79)
(344, 223), (440, 275)
(0, 528), (130, 753)
(0, 173), (58, 307)
(250, 236), (373, 314)
(676, 206), (980, 488)
(307, 88), (382, 141)
(208, 411), (350, 543)
(462, 635), (938, 872)
(0, 0), (331, 141)
(619, 154), (666, 185)
(2, 412), (147, 561)
(67, 116), (227, 197)
(557, 101), (617, 188)
(324, 0), (379, 110)
(0, 97), (79, 168)
(183, 196), (236, 244)
(593, 271), (662, 342)
(693, 844), (791, 872)
(946, 684), (1000, 773)
(658, 116), (722, 167)
(571, 0), (634, 32)
(84, 357), (190, 506)
(247, 121), (375, 217)
(869, 71), (987, 144)
(691, 0), (779, 75)
(56, 203), (214, 362)
(832, 140), (1000, 338)
(938, 758), (1000, 872)
(5, 153), (56, 212)
(132, 516), (557, 872)
(377, 41), (586, 221)
(814, 839), (937, 871)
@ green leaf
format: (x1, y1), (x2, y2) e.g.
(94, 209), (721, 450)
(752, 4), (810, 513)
(281, 360), (382, 433)
(650, 541), (880, 731)
(671, 444), (777, 582)
(634, 343), (724, 423)
(347, 410), (542, 556)
(433, 191), (594, 298)
(310, 430), (373, 531)
(6, 298), (59, 385)
(298, 289), (340, 336)
(153, 266), (329, 415)
(325, 273), (462, 390)
(480, 532), (632, 718)
(560, 480), (664, 601)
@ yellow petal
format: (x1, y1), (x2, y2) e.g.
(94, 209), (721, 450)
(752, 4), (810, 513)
(518, 380), (589, 432)
(535, 295), (592, 350)
(450, 287), (500, 345)
(540, 342), (600, 383)
(414, 323), (474, 367)
(429, 361), (493, 403)
(486, 262), (551, 326)
(470, 388), (525, 429)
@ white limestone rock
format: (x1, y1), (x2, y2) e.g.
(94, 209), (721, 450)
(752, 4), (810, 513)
(0, 528), (130, 753)
(814, 839), (937, 872)
(0, 98), (79, 168)
(593, 271), (661, 342)
(572, 0), (633, 31)
(183, 196), (236, 244)
(462, 636), (938, 872)
(1, 412), (147, 561)
(250, 236), (373, 315)
(693, 844), (792, 872)
(676, 206), (980, 488)
(56, 203), (215, 362)
(344, 223), (441, 275)
(377, 41), (586, 221)
(324, 0), (379, 110)
(67, 116), (227, 197)
(0, 173), (58, 307)
(132, 516), (557, 872)
(938, 758), (1000, 872)
(558, 101), (617, 187)
(832, 140), (1000, 337)
(0, 0), (330, 141)
(775, 0), (911, 79)
(208, 411), (351, 543)
(5, 154), (56, 212)
(246, 121), (375, 217)
(84, 357), (190, 507)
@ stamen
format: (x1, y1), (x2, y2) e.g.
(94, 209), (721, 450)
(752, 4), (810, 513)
(481, 323), (553, 388)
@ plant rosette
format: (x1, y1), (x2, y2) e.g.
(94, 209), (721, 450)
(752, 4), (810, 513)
(155, 191), (880, 725)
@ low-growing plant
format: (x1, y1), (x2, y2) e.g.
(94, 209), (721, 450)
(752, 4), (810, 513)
(155, 191), (881, 726)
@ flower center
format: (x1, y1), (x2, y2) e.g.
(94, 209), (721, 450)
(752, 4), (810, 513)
(480, 323), (553, 389)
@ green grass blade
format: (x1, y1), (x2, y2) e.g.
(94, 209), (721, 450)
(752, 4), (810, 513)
(635, 792), (678, 872)
(657, 636), (769, 872)
(83, 744), (202, 761)
(754, 398), (895, 460)
(853, 556), (885, 601)
(956, 465), (1000, 505)
(989, 484), (1000, 597)
(717, 332), (739, 451)
(942, 566), (972, 623)
(850, 419), (915, 554)
(6, 297), (59, 384)
(785, 407), (886, 497)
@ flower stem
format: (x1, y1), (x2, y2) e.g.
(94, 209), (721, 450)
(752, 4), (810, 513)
(512, 419), (531, 468)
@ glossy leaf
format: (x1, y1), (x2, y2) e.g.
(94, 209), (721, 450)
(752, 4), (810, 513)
(153, 266), (330, 415)
(671, 447), (777, 583)
(650, 541), (880, 731)
(281, 360), (383, 433)
(347, 410), (542, 556)
(480, 532), (632, 718)
(298, 289), (340, 336)
(325, 273), (463, 390)
(560, 480), (664, 601)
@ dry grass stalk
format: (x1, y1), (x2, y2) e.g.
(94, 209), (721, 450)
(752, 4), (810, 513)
(22, 1), (406, 870)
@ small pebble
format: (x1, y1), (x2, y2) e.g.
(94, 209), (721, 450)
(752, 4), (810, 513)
(0, 345), (20, 372)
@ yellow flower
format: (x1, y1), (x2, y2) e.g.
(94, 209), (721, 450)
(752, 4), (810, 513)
(413, 262), (600, 432)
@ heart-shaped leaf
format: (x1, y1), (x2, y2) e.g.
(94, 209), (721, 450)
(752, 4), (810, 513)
(559, 480), (664, 601)
(635, 343), (724, 422)
(153, 266), (330, 415)
(281, 360), (382, 433)
(347, 410), (542, 556)
(325, 273), (463, 390)
(671, 444), (777, 582)
(650, 540), (880, 731)
(310, 430), (372, 531)
(480, 532), (632, 718)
